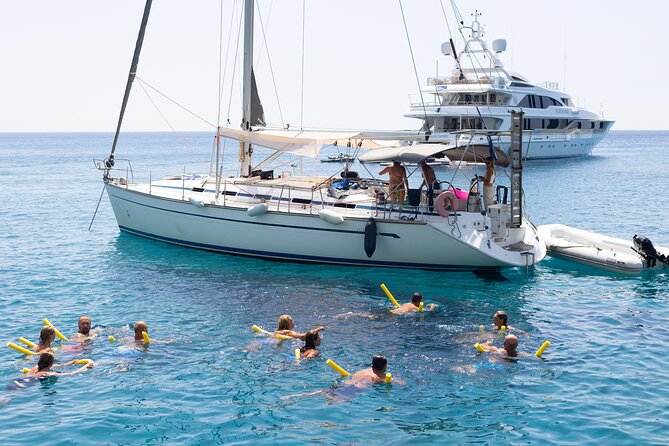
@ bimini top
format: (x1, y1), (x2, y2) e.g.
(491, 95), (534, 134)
(358, 143), (451, 164)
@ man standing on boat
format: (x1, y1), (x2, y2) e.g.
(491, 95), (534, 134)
(478, 157), (496, 211)
(418, 161), (437, 209)
(379, 161), (408, 203)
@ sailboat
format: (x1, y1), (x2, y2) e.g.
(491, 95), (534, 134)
(96, 0), (546, 271)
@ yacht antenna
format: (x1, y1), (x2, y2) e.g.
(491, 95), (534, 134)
(105, 0), (153, 179)
(240, 0), (255, 177)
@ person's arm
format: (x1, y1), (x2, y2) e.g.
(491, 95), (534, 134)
(313, 326), (326, 333)
(52, 360), (76, 369)
(55, 362), (95, 376)
(379, 166), (390, 175)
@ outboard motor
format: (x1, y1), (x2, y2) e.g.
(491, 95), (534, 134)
(632, 235), (669, 268)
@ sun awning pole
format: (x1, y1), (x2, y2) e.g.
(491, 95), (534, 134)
(105, 0), (153, 179)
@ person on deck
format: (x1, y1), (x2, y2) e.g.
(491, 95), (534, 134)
(418, 161), (437, 209)
(379, 161), (408, 203)
(477, 157), (496, 211)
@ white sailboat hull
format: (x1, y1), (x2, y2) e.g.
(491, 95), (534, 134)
(538, 224), (669, 274)
(106, 182), (544, 270)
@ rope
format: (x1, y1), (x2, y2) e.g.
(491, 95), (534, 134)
(88, 185), (106, 231)
(255, 0), (285, 128)
(398, 0), (429, 132)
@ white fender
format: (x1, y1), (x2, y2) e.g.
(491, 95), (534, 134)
(247, 203), (269, 217)
(435, 190), (458, 217)
(319, 208), (345, 225)
(188, 196), (205, 207)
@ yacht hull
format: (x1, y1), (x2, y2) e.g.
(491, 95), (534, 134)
(106, 183), (544, 270)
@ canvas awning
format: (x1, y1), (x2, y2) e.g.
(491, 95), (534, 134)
(358, 143), (451, 164)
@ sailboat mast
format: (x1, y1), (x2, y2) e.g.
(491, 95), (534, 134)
(105, 0), (153, 177)
(240, 0), (255, 177)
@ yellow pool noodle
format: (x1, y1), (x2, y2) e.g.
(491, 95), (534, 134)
(326, 359), (351, 377)
(418, 302), (424, 312)
(535, 340), (551, 357)
(108, 336), (116, 342)
(380, 283), (400, 308)
(21, 368), (31, 374)
(500, 325), (507, 332)
(251, 325), (291, 341)
(42, 318), (69, 341)
(7, 342), (35, 355)
(479, 325), (485, 332)
(142, 331), (151, 344)
(74, 359), (92, 365)
(18, 337), (36, 348)
(385, 373), (392, 383)
(474, 343), (487, 353)
(295, 348), (301, 361)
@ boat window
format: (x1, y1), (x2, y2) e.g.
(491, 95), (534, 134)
(599, 122), (605, 129)
(223, 190), (237, 196)
(255, 194), (272, 200)
(292, 198), (312, 204)
(191, 187), (205, 192)
(510, 81), (532, 88)
(333, 203), (356, 209)
(561, 97), (573, 106)
(577, 122), (582, 129)
(518, 95), (532, 108)
(546, 119), (559, 129)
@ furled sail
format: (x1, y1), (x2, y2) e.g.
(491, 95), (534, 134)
(220, 128), (393, 158)
(250, 69), (265, 127)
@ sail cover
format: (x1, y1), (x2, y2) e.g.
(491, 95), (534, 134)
(251, 69), (265, 127)
(358, 144), (451, 164)
(218, 128), (393, 158)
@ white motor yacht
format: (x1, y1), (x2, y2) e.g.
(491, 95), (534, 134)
(404, 12), (614, 160)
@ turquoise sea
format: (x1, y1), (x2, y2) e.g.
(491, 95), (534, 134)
(0, 131), (667, 445)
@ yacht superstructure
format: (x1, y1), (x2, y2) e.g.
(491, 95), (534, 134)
(405, 12), (613, 159)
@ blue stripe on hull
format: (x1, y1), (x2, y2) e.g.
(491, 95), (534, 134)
(117, 225), (494, 271)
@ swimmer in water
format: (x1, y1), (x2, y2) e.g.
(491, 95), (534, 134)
(275, 315), (325, 340)
(480, 334), (519, 358)
(390, 292), (437, 315)
(35, 326), (56, 353)
(28, 352), (95, 377)
(72, 315), (96, 340)
(298, 330), (321, 359)
(134, 321), (149, 342)
(491, 311), (527, 335)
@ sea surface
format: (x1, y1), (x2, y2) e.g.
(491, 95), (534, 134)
(0, 131), (667, 445)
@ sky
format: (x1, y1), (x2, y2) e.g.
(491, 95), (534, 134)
(1, 0), (667, 133)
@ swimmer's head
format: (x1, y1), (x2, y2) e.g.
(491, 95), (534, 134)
(411, 292), (423, 305)
(303, 329), (321, 350)
(504, 334), (518, 354)
(485, 156), (494, 165)
(37, 352), (55, 371)
(40, 326), (56, 345)
(277, 315), (294, 331)
(493, 311), (508, 328)
(134, 321), (148, 340)
(372, 355), (387, 373)
(78, 316), (92, 335)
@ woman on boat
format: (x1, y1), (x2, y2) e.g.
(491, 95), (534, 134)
(275, 315), (325, 340)
(299, 330), (321, 359)
(35, 326), (57, 352)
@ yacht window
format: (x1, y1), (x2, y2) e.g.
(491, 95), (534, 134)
(599, 122), (605, 129)
(223, 190), (237, 196)
(333, 203), (356, 209)
(546, 119), (559, 129)
(489, 93), (496, 104)
(561, 97), (573, 106)
(292, 198), (312, 204)
(518, 95), (532, 108)
(577, 122), (582, 129)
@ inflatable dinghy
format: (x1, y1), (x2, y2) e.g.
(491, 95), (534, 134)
(537, 224), (669, 274)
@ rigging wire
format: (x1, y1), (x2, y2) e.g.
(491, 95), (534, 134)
(300, 0), (306, 130)
(398, 0), (429, 135)
(255, 0), (285, 128)
(217, 0), (237, 128)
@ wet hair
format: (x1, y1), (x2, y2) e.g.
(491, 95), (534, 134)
(485, 156), (493, 163)
(277, 315), (293, 331)
(494, 311), (508, 327)
(411, 292), (423, 305)
(39, 326), (56, 345)
(504, 335), (519, 356)
(371, 355), (387, 371)
(300, 330), (319, 353)
(37, 352), (55, 371)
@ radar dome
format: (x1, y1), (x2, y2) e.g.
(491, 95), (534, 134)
(491, 38), (507, 53)
(441, 41), (453, 56)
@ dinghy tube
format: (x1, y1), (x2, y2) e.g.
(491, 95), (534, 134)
(364, 218), (377, 257)
(319, 209), (344, 225)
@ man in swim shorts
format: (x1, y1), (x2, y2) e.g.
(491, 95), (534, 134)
(379, 161), (408, 203)
(72, 316), (95, 340)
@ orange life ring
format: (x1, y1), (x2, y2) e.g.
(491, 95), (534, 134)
(435, 190), (458, 217)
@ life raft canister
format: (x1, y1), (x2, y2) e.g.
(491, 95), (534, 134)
(435, 190), (458, 217)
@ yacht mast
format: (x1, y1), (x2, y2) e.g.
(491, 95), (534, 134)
(105, 0), (153, 178)
(240, 0), (254, 177)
